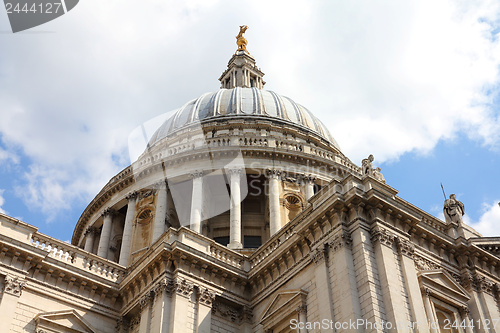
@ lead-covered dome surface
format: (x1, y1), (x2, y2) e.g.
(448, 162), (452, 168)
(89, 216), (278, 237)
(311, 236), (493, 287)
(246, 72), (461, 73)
(149, 87), (340, 150)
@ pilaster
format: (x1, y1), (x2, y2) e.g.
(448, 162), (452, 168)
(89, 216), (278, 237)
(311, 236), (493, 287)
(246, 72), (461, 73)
(0, 275), (26, 332)
(328, 230), (363, 327)
(310, 244), (335, 325)
(196, 287), (216, 333)
(371, 227), (409, 332)
(169, 278), (195, 332)
(350, 216), (387, 332)
(138, 292), (153, 333)
(395, 238), (430, 333)
(150, 278), (175, 333)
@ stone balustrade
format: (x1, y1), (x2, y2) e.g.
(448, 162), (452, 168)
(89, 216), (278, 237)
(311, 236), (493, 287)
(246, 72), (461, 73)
(31, 233), (124, 282)
(209, 244), (245, 269)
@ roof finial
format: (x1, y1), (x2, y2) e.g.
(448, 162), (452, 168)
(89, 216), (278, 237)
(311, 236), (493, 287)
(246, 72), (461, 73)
(219, 26), (265, 89)
(236, 25), (249, 52)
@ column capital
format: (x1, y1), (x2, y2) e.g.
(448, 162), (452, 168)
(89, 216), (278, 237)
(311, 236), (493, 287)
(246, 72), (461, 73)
(84, 226), (98, 236)
(227, 167), (243, 176)
(129, 314), (141, 332)
(153, 179), (167, 190)
(241, 305), (253, 323)
(190, 170), (204, 179)
(101, 208), (116, 218)
(197, 287), (216, 307)
(4, 275), (26, 297)
(328, 232), (352, 253)
(395, 238), (415, 258)
(174, 278), (194, 298)
(115, 317), (129, 332)
(296, 305), (307, 314)
(371, 228), (395, 248)
(460, 305), (470, 315)
(139, 292), (153, 310)
(310, 246), (327, 265)
(300, 174), (316, 184)
(152, 277), (175, 299)
(125, 191), (139, 200)
(265, 169), (282, 179)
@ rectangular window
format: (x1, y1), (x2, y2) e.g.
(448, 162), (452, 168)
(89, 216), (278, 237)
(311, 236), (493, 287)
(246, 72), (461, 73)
(214, 236), (230, 246)
(244, 236), (262, 248)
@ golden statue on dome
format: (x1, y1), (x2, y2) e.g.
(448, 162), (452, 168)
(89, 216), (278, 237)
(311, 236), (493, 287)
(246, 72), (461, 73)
(236, 25), (249, 52)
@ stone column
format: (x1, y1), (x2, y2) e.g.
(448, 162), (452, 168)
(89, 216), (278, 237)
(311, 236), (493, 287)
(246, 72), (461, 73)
(190, 171), (204, 233)
(302, 175), (315, 201)
(0, 276), (26, 332)
(83, 227), (97, 253)
(266, 169), (281, 236)
(119, 192), (137, 266)
(97, 208), (114, 258)
(228, 168), (243, 249)
(153, 181), (167, 243)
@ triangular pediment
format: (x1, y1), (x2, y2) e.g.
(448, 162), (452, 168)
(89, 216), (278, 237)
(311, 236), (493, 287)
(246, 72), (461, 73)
(261, 289), (307, 322)
(419, 269), (469, 304)
(35, 310), (96, 333)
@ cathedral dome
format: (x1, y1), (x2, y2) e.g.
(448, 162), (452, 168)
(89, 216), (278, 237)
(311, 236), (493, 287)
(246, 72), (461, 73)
(148, 87), (340, 150)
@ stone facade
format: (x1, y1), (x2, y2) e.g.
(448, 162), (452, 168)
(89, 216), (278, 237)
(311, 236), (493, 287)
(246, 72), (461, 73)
(0, 35), (499, 333)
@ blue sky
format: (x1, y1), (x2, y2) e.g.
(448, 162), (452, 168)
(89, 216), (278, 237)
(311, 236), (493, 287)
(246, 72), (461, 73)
(0, 0), (499, 242)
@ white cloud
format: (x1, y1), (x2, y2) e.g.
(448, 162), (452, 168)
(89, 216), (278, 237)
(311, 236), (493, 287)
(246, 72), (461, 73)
(0, 0), (499, 223)
(0, 145), (19, 164)
(469, 201), (500, 236)
(0, 189), (7, 215)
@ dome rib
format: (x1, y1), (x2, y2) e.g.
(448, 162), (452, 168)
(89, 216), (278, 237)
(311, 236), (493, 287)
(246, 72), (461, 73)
(150, 88), (340, 151)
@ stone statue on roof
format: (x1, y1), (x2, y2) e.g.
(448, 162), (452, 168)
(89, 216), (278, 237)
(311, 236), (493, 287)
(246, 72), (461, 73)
(443, 193), (465, 225)
(362, 154), (374, 176)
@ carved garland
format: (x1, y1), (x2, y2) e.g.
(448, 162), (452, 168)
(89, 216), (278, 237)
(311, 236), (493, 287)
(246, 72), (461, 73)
(414, 256), (441, 271)
(212, 300), (242, 323)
